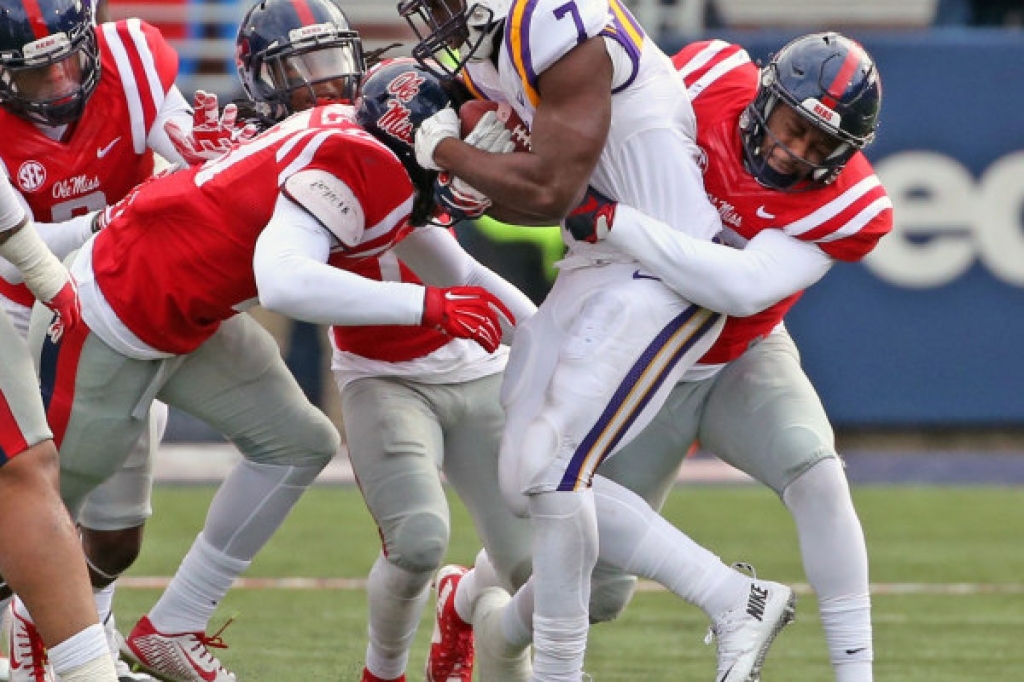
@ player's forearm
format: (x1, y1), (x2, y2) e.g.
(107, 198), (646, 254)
(434, 143), (580, 223)
(0, 221), (73, 301)
(607, 206), (833, 316)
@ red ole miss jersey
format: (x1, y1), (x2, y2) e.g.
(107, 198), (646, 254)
(90, 105), (416, 355)
(331, 252), (451, 362)
(673, 40), (893, 365)
(0, 19), (178, 306)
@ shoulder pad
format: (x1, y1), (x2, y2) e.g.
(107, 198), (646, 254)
(282, 169), (365, 248)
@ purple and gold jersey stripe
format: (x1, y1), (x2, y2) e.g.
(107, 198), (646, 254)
(602, 0), (644, 92)
(506, 0), (542, 107)
(557, 306), (721, 491)
(460, 69), (487, 101)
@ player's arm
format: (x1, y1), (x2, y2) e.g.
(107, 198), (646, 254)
(604, 208), (833, 316)
(427, 38), (612, 224)
(253, 195), (426, 326)
(393, 225), (538, 332)
(146, 86), (195, 167)
(0, 179), (80, 326)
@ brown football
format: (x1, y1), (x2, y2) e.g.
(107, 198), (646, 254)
(458, 99), (532, 152)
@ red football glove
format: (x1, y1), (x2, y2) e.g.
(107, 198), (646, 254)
(422, 286), (515, 353)
(41, 275), (81, 341)
(565, 186), (618, 244)
(165, 90), (258, 165)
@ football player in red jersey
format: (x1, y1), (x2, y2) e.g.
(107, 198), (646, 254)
(118, 3), (534, 680)
(0, 171), (119, 682)
(560, 33), (889, 682)
(0, 0), (246, 676)
(21, 2), (531, 681)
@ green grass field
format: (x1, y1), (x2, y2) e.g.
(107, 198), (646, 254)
(115, 484), (1024, 681)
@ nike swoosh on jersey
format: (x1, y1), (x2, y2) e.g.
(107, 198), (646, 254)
(755, 205), (775, 219)
(632, 269), (661, 281)
(96, 137), (122, 158)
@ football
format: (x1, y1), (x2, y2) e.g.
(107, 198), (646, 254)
(458, 99), (532, 152)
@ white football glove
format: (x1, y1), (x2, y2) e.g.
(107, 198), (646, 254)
(463, 111), (515, 154)
(414, 107), (460, 171)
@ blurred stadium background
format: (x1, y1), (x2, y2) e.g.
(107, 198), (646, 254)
(122, 0), (1024, 480)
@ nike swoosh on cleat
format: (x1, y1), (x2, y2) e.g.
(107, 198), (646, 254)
(846, 647), (867, 655)
(632, 269), (661, 281)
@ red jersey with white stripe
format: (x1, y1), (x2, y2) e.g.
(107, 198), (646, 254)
(89, 105), (415, 355)
(673, 40), (893, 365)
(332, 253), (450, 362)
(0, 19), (177, 307)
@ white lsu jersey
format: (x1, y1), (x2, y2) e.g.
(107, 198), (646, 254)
(461, 0), (722, 260)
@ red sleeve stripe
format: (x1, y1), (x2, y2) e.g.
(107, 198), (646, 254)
(783, 174), (883, 238)
(676, 40), (731, 81)
(363, 195), (415, 244)
(277, 129), (337, 184)
(685, 47), (750, 100)
(817, 196), (893, 243)
(103, 20), (165, 154)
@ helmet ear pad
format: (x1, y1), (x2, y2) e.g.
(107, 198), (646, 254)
(356, 58), (469, 225)
(235, 0), (366, 122)
(741, 32), (882, 190)
(0, 0), (101, 125)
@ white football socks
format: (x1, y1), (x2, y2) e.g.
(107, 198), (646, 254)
(363, 553), (431, 681)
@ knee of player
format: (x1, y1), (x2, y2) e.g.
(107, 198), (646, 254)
(588, 573), (637, 624)
(81, 525), (144, 585)
(386, 511), (450, 574)
(774, 425), (838, 495)
(277, 412), (341, 468)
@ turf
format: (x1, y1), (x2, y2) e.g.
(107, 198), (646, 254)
(114, 484), (1024, 681)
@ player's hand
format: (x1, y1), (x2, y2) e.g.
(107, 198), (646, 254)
(414, 106), (460, 171)
(463, 111), (514, 154)
(434, 172), (491, 222)
(421, 285), (515, 353)
(41, 274), (81, 340)
(565, 186), (618, 243)
(165, 90), (258, 165)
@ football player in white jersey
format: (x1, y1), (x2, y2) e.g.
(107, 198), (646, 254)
(0, 0), (243, 678)
(400, 1), (796, 681)
(562, 34), (889, 682)
(0, 175), (119, 682)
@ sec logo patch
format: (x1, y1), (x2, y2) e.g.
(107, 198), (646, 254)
(17, 160), (46, 192)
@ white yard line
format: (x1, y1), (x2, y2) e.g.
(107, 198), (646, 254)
(117, 576), (1024, 595)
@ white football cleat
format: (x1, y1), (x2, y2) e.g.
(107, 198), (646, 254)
(122, 616), (236, 682)
(705, 564), (796, 682)
(470, 588), (531, 682)
(426, 565), (473, 682)
(7, 604), (53, 682)
(103, 614), (158, 682)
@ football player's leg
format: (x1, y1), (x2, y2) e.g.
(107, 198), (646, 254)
(441, 373), (533, 594)
(126, 314), (338, 682)
(588, 381), (705, 623)
(700, 330), (872, 682)
(0, 311), (116, 682)
(341, 376), (449, 682)
(77, 403), (164, 681)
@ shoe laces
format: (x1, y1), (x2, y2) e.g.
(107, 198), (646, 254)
(13, 619), (50, 680)
(187, 616), (235, 661)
